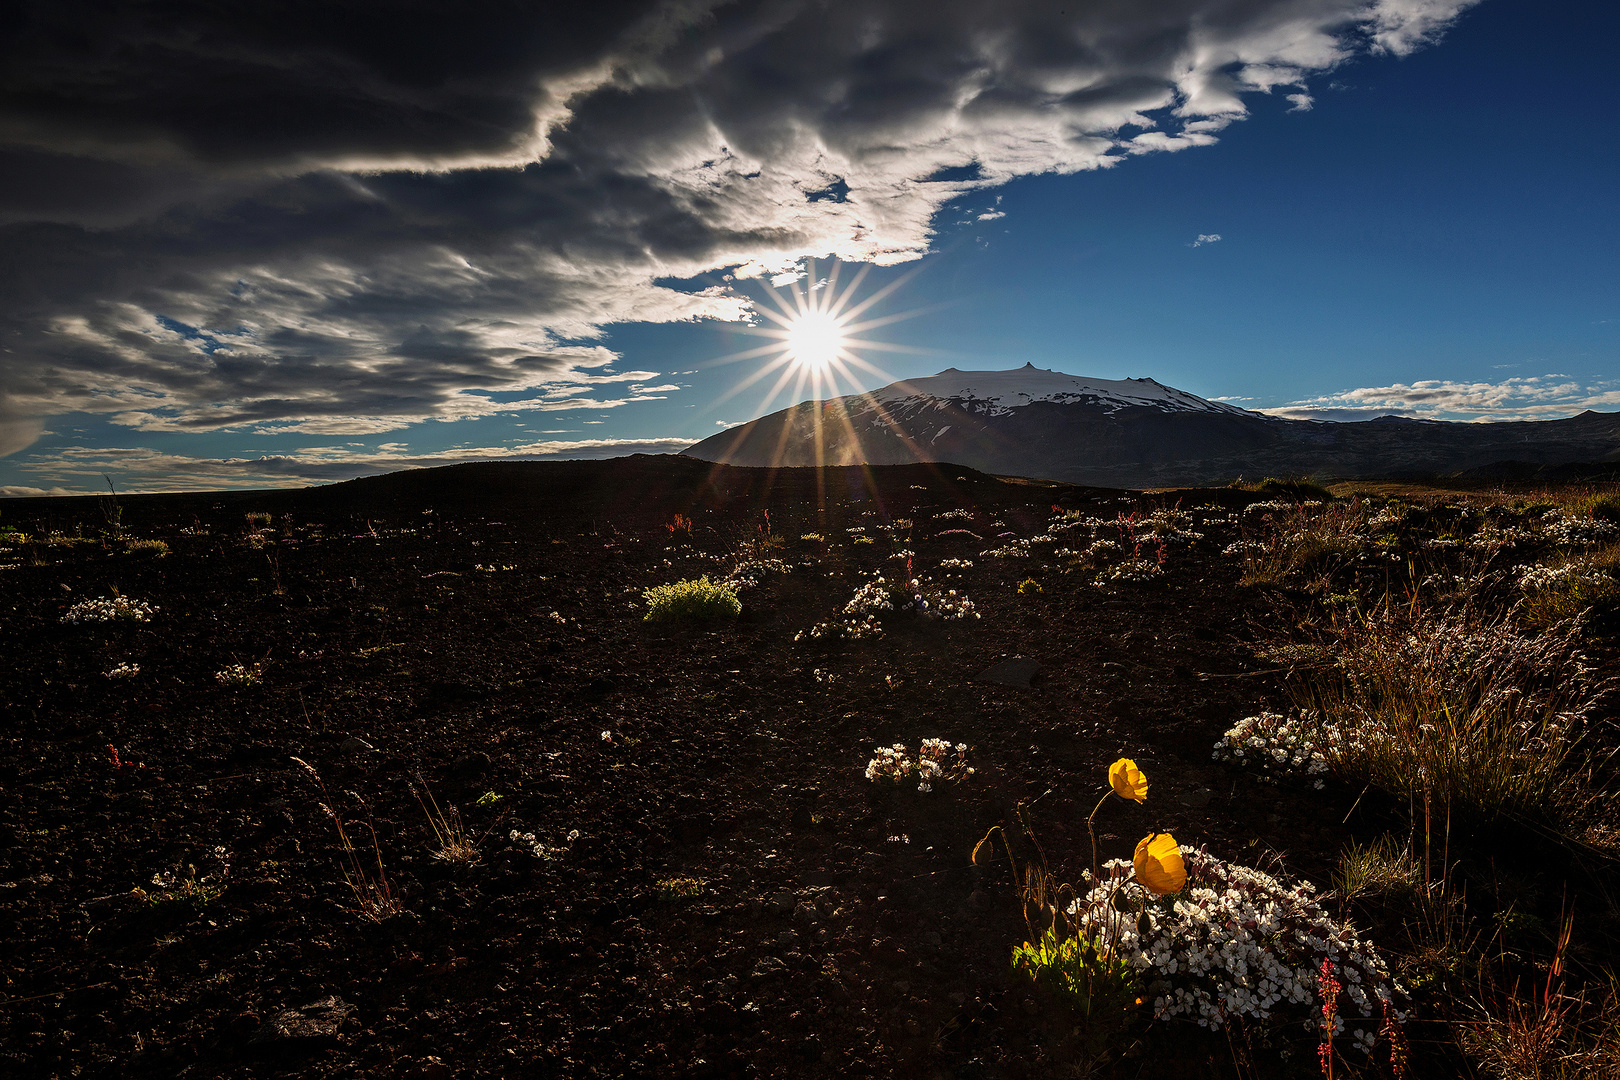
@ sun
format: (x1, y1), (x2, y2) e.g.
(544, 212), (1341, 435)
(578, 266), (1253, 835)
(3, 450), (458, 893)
(786, 310), (845, 372)
(701, 257), (936, 432)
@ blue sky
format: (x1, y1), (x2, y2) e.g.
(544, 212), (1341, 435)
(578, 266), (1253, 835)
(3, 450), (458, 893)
(1, 0), (1615, 493)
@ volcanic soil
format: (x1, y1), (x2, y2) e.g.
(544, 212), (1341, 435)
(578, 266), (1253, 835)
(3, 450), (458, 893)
(0, 457), (1533, 1078)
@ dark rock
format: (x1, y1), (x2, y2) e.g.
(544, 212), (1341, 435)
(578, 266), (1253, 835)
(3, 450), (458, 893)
(975, 655), (1040, 688)
(750, 956), (788, 980)
(427, 678), (497, 702)
(452, 752), (491, 775)
(248, 996), (352, 1051)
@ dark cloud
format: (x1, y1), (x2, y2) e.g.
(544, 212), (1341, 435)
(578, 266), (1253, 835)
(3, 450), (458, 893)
(0, 0), (1477, 453)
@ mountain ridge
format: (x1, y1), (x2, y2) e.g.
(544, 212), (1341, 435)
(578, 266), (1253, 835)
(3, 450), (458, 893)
(683, 367), (1620, 486)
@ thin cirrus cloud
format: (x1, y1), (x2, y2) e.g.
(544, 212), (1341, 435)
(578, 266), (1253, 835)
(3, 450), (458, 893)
(0, 0), (1478, 464)
(1262, 376), (1620, 422)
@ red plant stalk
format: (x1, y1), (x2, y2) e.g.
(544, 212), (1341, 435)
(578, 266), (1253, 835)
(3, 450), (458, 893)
(1318, 958), (1341, 1079)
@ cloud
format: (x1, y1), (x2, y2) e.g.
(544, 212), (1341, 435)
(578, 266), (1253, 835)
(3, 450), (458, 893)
(976, 211), (1006, 221)
(12, 437), (700, 494)
(0, 0), (1479, 452)
(1191, 233), (1222, 247)
(1270, 375), (1620, 421)
(1286, 93), (1315, 112)
(0, 485), (76, 498)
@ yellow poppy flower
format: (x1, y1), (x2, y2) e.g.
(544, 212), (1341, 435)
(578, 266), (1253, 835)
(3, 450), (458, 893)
(1108, 758), (1149, 803)
(1133, 833), (1186, 896)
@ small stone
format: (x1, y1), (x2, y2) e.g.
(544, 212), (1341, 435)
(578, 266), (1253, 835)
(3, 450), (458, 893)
(338, 737), (374, 755)
(777, 930), (799, 947)
(750, 956), (788, 980)
(905, 1019), (922, 1037)
(975, 655), (1040, 688)
(948, 992), (967, 1006)
(792, 902), (819, 924)
(1179, 788), (1212, 809)
(769, 890), (795, 916)
(922, 931), (942, 948)
(248, 996), (352, 1049)
(893, 980), (910, 994)
(1022, 999), (1039, 1016)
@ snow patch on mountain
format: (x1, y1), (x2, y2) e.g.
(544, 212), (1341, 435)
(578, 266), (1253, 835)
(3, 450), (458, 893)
(865, 364), (1251, 417)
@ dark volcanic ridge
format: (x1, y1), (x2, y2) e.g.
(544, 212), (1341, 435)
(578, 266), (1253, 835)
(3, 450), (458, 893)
(683, 365), (1620, 487)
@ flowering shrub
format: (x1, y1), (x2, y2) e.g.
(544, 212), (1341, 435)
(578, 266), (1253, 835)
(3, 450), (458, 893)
(1071, 847), (1405, 1041)
(103, 661), (141, 679)
(1211, 711), (1339, 789)
(62, 596), (157, 623)
(842, 571), (979, 621)
(643, 576), (741, 622)
(865, 738), (973, 792)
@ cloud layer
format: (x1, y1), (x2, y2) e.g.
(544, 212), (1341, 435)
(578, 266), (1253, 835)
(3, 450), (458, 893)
(0, 0), (1477, 454)
(1265, 375), (1620, 421)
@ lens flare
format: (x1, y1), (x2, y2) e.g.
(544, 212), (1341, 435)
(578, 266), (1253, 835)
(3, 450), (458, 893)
(701, 257), (941, 468)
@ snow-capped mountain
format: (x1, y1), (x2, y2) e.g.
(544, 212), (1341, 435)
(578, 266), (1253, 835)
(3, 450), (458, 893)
(866, 366), (1250, 417)
(682, 365), (1620, 486)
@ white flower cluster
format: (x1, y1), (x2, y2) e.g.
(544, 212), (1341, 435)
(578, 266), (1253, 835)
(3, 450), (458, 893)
(981, 539), (1033, 558)
(888, 548), (916, 561)
(1518, 562), (1611, 592)
(938, 558), (973, 569)
(1211, 712), (1342, 789)
(795, 616), (884, 642)
(1222, 540), (1269, 557)
(62, 596), (158, 623)
(1147, 508), (1204, 545)
(865, 739), (973, 792)
(104, 662), (142, 679)
(721, 555), (793, 592)
(934, 509), (973, 521)
(215, 662), (263, 687)
(1096, 558), (1162, 585)
(1541, 510), (1619, 546)
(1072, 848), (1404, 1038)
(845, 577), (897, 615)
(511, 828), (579, 860)
(1467, 525), (1530, 550)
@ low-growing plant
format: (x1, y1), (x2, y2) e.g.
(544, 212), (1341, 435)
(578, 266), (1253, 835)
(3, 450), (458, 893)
(135, 847), (230, 908)
(62, 595), (157, 623)
(643, 576), (741, 622)
(290, 757), (403, 921)
(1017, 577), (1042, 595)
(1276, 598), (1606, 831)
(411, 778), (487, 864)
(1517, 559), (1620, 628)
(511, 827), (579, 861)
(126, 538), (170, 557)
(215, 661), (264, 688)
(865, 738), (973, 793)
(103, 661), (142, 679)
(656, 876), (704, 902)
(1333, 835), (1419, 903)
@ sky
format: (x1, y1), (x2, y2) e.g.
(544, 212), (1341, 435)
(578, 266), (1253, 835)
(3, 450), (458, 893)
(0, 0), (1615, 495)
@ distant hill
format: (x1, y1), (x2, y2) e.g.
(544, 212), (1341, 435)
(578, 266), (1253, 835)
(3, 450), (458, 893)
(683, 365), (1620, 486)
